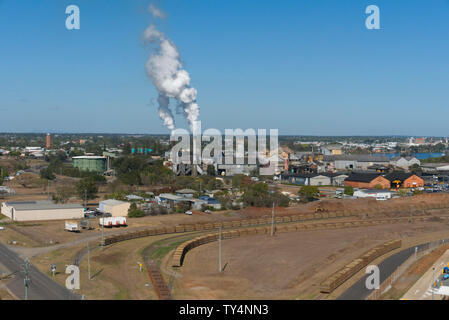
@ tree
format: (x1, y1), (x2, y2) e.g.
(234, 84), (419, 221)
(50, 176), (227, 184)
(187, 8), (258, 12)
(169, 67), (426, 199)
(410, 164), (422, 175)
(298, 186), (319, 203)
(52, 185), (75, 203)
(76, 177), (98, 200)
(344, 186), (354, 196)
(40, 167), (56, 180)
(206, 164), (216, 176)
(128, 202), (145, 218)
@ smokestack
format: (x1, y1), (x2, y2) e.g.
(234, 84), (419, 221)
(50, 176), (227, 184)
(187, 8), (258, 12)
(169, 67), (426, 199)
(46, 133), (51, 150)
(143, 5), (200, 132)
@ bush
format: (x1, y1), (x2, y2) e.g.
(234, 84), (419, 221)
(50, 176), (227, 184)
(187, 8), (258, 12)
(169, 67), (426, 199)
(344, 186), (354, 196)
(128, 202), (145, 218)
(298, 186), (319, 203)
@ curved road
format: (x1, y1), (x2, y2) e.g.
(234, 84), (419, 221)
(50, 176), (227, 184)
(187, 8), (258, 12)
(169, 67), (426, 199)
(338, 239), (449, 300)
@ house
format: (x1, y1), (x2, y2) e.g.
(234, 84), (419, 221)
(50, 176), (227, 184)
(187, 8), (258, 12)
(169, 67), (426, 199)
(344, 173), (390, 189)
(175, 188), (197, 198)
(320, 144), (343, 156)
(390, 156), (420, 169)
(384, 172), (424, 189)
(198, 195), (222, 210)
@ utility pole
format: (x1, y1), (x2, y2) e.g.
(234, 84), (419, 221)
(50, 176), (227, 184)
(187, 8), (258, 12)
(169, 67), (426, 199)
(87, 240), (91, 280)
(271, 202), (275, 236)
(218, 226), (222, 273)
(432, 266), (436, 300)
(23, 259), (30, 300)
(101, 217), (105, 246)
(409, 194), (413, 223)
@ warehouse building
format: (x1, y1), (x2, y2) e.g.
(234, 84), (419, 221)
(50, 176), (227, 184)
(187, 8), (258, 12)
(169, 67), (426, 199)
(72, 156), (107, 173)
(1, 201), (84, 221)
(384, 172), (424, 189)
(344, 173), (390, 189)
(99, 199), (131, 217)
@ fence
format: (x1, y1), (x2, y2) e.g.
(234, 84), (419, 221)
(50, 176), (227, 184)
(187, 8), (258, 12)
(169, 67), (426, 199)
(366, 239), (449, 300)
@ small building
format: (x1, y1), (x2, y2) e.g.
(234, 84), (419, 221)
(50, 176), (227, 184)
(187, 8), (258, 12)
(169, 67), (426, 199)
(320, 145), (343, 156)
(390, 156), (420, 169)
(421, 163), (449, 173)
(323, 173), (349, 186)
(99, 199), (131, 217)
(175, 188), (197, 198)
(72, 156), (107, 173)
(198, 196), (222, 210)
(384, 172), (424, 189)
(1, 201), (84, 221)
(344, 173), (390, 189)
(353, 189), (392, 200)
(309, 174), (332, 186)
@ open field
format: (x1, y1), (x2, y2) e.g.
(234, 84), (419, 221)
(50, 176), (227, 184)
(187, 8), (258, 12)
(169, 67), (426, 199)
(171, 221), (449, 300)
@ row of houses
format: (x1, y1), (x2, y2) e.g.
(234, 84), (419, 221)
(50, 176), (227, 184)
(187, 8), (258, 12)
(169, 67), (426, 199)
(283, 171), (424, 189)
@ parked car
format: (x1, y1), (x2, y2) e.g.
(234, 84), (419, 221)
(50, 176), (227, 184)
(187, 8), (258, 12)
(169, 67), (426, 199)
(185, 210), (193, 215)
(0, 226), (4, 231)
(204, 210), (211, 214)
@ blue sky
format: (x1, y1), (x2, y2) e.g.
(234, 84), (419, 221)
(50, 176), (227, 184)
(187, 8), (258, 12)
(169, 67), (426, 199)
(1, 0), (449, 136)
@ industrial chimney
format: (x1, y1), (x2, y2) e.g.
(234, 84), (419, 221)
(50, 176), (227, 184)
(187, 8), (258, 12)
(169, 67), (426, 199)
(46, 133), (51, 150)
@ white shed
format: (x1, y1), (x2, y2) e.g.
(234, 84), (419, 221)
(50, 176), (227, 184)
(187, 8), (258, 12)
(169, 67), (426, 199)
(99, 199), (131, 217)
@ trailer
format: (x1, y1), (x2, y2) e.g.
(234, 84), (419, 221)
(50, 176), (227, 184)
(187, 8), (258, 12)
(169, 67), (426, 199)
(65, 221), (80, 232)
(99, 217), (113, 228)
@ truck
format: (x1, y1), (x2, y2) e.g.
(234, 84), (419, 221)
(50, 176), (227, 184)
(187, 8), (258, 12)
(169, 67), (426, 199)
(65, 221), (80, 232)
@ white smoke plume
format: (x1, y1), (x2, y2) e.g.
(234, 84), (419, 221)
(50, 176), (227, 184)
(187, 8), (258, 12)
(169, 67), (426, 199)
(144, 5), (200, 132)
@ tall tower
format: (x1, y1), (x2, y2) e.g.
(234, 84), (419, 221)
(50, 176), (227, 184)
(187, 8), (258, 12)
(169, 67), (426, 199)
(46, 133), (51, 150)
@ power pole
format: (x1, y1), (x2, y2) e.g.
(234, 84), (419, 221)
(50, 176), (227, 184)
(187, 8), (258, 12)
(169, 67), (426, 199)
(271, 202), (275, 236)
(87, 240), (91, 280)
(409, 194), (413, 223)
(218, 226), (222, 273)
(23, 259), (30, 300)
(101, 217), (105, 246)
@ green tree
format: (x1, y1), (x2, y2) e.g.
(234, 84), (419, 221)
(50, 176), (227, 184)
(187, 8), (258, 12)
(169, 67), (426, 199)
(298, 186), (319, 203)
(344, 186), (354, 196)
(40, 167), (56, 180)
(76, 177), (99, 200)
(128, 202), (145, 217)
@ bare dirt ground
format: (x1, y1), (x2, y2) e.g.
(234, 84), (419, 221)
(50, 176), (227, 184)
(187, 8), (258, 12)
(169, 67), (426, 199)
(172, 220), (449, 300)
(31, 234), (178, 300)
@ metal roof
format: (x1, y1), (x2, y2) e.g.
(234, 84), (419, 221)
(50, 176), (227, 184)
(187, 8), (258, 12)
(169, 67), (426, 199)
(3, 201), (82, 211)
(100, 199), (128, 206)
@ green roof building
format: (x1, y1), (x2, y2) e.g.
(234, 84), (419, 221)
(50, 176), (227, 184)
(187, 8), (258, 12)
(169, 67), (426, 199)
(72, 156), (107, 173)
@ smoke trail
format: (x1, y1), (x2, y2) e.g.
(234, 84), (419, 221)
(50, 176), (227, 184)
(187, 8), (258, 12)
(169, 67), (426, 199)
(144, 5), (200, 132)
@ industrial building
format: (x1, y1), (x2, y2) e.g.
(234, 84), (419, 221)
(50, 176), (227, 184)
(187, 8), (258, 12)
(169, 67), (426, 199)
(344, 173), (390, 189)
(99, 199), (131, 217)
(72, 156), (107, 173)
(384, 172), (424, 189)
(1, 201), (84, 221)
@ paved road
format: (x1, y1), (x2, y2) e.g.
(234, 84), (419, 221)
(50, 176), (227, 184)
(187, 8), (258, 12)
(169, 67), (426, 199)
(402, 249), (449, 300)
(338, 240), (448, 300)
(0, 243), (80, 300)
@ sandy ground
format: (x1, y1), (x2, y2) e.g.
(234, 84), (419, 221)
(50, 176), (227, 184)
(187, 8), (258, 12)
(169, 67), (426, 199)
(172, 220), (449, 300)
(30, 234), (182, 300)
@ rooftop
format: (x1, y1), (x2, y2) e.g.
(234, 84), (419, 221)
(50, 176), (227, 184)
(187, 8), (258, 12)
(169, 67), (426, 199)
(100, 199), (128, 206)
(3, 201), (82, 211)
